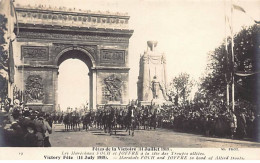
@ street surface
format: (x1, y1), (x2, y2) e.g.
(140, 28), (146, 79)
(50, 124), (260, 148)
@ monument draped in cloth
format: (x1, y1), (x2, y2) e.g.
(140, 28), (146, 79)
(137, 41), (169, 106)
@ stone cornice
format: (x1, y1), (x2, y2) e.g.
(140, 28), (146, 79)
(15, 4), (129, 16)
(15, 5), (132, 31)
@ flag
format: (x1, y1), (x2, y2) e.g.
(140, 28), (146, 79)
(0, 0), (16, 82)
(232, 3), (260, 24)
(0, 0), (15, 40)
(8, 40), (14, 83)
(232, 4), (246, 13)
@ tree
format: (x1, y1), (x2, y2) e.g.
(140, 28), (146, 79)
(233, 25), (260, 103)
(198, 24), (260, 105)
(168, 72), (194, 105)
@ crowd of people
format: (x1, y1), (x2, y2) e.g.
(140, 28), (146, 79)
(1, 97), (259, 147)
(160, 102), (259, 140)
(53, 102), (259, 141)
(0, 98), (52, 147)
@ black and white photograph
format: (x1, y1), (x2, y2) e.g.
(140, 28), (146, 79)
(0, 0), (260, 159)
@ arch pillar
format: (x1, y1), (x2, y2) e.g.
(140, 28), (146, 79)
(53, 68), (59, 111)
(89, 69), (97, 110)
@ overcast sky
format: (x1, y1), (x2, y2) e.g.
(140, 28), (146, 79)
(15, 0), (260, 109)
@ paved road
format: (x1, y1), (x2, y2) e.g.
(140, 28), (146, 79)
(50, 124), (260, 148)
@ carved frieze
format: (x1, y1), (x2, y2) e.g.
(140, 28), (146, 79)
(102, 74), (123, 101)
(16, 5), (129, 30)
(25, 75), (45, 103)
(18, 31), (129, 43)
(100, 49), (125, 64)
(21, 46), (49, 61)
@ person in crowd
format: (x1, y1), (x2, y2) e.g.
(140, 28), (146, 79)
(33, 111), (46, 147)
(1, 101), (6, 112)
(45, 113), (53, 128)
(246, 111), (255, 138)
(23, 121), (37, 147)
(4, 98), (12, 112)
(43, 113), (52, 147)
(236, 108), (247, 139)
(252, 114), (260, 141)
(229, 110), (237, 139)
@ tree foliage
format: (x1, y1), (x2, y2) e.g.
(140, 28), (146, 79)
(199, 24), (260, 104)
(168, 72), (194, 105)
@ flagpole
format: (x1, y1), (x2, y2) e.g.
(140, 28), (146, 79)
(22, 55), (24, 102)
(7, 0), (12, 102)
(224, 0), (230, 110)
(230, 0), (235, 112)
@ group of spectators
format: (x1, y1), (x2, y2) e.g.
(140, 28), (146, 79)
(0, 98), (52, 147)
(1, 97), (259, 147)
(160, 102), (259, 141)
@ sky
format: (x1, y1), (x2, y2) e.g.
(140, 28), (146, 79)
(58, 60), (89, 109)
(15, 0), (260, 109)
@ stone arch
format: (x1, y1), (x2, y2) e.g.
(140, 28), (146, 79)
(54, 46), (97, 110)
(54, 46), (96, 68)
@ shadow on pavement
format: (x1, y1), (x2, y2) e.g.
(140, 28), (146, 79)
(90, 131), (103, 134)
(112, 134), (127, 137)
(93, 133), (107, 136)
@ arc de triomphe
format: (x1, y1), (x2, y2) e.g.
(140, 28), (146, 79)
(12, 5), (133, 111)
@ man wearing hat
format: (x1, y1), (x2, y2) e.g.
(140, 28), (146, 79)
(19, 109), (37, 147)
(23, 121), (37, 147)
(33, 111), (46, 147)
(19, 107), (33, 130)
